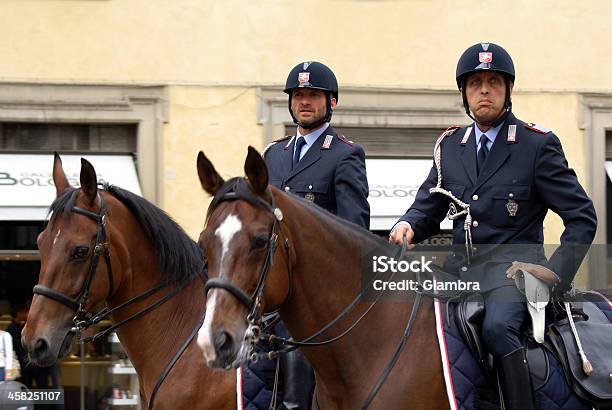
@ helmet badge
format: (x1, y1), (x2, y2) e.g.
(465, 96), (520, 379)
(481, 43), (490, 51)
(479, 52), (493, 63)
(298, 72), (310, 84)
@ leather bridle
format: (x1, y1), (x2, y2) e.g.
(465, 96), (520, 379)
(204, 189), (292, 363)
(33, 192), (118, 332)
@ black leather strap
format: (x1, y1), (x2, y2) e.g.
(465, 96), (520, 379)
(33, 284), (79, 311)
(205, 277), (253, 309)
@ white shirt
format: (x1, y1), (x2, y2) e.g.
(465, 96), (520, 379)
(293, 122), (330, 162)
(0, 330), (15, 369)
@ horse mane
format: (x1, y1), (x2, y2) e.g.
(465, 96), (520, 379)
(279, 188), (384, 247)
(48, 185), (204, 284)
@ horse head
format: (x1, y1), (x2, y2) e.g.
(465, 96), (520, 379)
(22, 154), (122, 366)
(196, 147), (292, 369)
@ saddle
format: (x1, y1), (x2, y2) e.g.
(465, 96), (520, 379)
(454, 289), (612, 408)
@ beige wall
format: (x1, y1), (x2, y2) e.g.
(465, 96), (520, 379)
(163, 86), (262, 238)
(2, 0), (612, 92)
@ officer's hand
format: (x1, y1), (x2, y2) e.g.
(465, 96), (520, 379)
(505, 261), (560, 286)
(389, 223), (415, 248)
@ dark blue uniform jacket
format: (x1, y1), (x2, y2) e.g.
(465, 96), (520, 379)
(264, 125), (370, 229)
(398, 113), (597, 290)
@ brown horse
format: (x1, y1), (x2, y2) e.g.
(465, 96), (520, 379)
(22, 155), (236, 409)
(195, 147), (449, 409)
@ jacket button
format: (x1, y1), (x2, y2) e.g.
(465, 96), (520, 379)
(472, 194), (479, 201)
(284, 186), (291, 192)
(472, 220), (479, 227)
(461, 266), (468, 272)
(509, 193), (514, 198)
(308, 184), (313, 190)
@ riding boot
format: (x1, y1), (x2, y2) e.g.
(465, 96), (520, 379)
(497, 348), (536, 410)
(280, 349), (315, 410)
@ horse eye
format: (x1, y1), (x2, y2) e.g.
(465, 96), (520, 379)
(71, 246), (89, 260)
(251, 234), (269, 250)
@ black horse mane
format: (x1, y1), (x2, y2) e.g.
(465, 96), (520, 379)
(49, 185), (204, 284)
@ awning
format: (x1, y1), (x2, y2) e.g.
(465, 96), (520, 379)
(0, 154), (142, 221)
(366, 158), (452, 231)
(605, 161), (612, 182)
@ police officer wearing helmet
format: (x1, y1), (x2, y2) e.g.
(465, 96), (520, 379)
(264, 61), (370, 228)
(390, 43), (596, 410)
(248, 61), (369, 409)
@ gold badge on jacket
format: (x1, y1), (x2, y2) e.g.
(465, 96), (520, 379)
(305, 193), (315, 202)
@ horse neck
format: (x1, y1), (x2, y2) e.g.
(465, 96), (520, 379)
(105, 220), (206, 392)
(276, 196), (427, 396)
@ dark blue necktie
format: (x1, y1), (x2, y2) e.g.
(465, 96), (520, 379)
(477, 134), (489, 175)
(292, 137), (307, 170)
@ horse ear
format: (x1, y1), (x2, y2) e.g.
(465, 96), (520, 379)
(244, 146), (268, 195)
(52, 152), (71, 196)
(79, 158), (98, 206)
(197, 151), (225, 195)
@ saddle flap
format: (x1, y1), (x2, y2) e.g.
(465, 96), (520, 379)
(455, 293), (494, 376)
(548, 301), (612, 403)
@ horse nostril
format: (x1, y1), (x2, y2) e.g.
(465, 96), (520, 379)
(33, 338), (49, 356)
(213, 330), (234, 356)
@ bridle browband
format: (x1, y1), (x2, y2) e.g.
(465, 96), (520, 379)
(32, 188), (201, 410)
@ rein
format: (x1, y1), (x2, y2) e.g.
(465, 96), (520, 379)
(33, 188), (202, 410)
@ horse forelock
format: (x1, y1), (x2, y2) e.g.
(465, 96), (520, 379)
(206, 177), (272, 223)
(48, 188), (79, 223)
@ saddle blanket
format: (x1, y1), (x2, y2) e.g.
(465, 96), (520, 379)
(434, 300), (599, 410)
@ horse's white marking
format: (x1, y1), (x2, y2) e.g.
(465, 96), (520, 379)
(215, 214), (242, 262)
(197, 290), (218, 363)
(52, 229), (62, 246)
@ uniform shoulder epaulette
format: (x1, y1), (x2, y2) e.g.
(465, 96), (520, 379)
(523, 122), (552, 134)
(337, 135), (354, 146)
(263, 135), (291, 156)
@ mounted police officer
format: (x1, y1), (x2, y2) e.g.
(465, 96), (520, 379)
(249, 61), (369, 409)
(390, 43), (596, 410)
(264, 61), (370, 228)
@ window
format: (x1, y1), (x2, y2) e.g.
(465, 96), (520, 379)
(0, 123), (137, 153)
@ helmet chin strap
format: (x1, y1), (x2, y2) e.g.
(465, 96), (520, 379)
(288, 92), (333, 131)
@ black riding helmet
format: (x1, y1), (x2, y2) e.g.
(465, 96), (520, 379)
(456, 43), (515, 126)
(284, 61), (338, 130)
